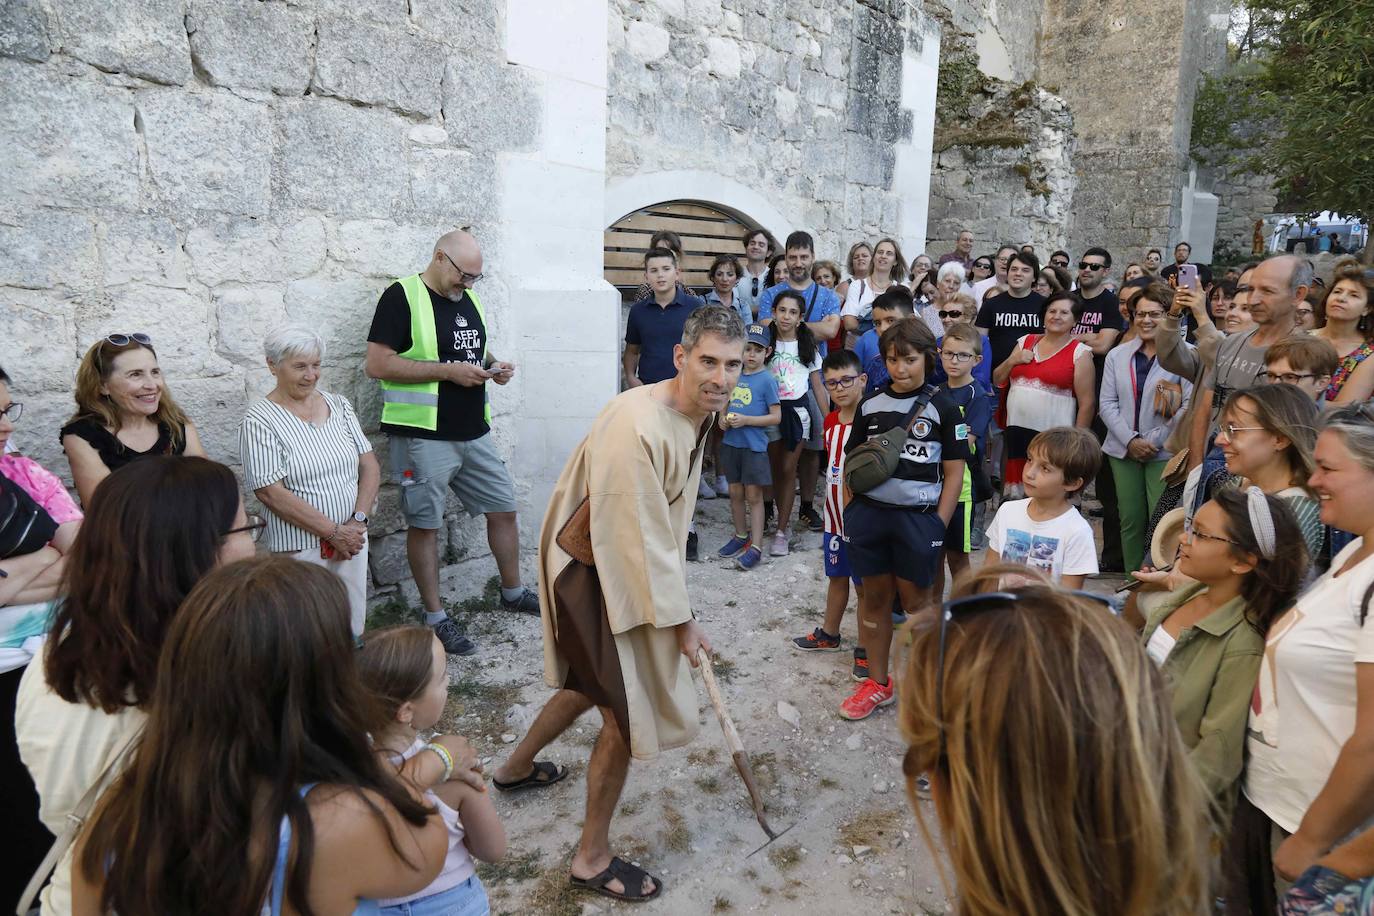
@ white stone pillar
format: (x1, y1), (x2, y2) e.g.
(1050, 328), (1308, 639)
(501, 0), (621, 518)
(894, 20), (941, 260)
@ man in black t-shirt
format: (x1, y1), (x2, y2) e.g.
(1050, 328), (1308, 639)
(975, 250), (1046, 372)
(1159, 241), (1213, 289)
(366, 229), (539, 655)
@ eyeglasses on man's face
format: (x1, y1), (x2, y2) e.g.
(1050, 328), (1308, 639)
(1264, 371), (1316, 385)
(1078, 261), (1107, 272)
(442, 251), (483, 284)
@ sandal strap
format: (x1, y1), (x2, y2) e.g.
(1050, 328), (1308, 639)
(605, 856), (658, 899)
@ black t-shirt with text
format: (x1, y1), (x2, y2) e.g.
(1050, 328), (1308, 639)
(977, 290), (1046, 371)
(368, 280), (489, 442)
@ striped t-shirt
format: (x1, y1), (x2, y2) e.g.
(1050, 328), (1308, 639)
(239, 391), (373, 552)
(845, 382), (970, 509)
(822, 411), (853, 536)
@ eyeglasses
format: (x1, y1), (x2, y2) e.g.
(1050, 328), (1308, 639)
(104, 333), (152, 347)
(1264, 371), (1316, 384)
(937, 310), (964, 319)
(973, 261), (992, 271)
(1050, 259), (1069, 268)
(1295, 307), (1314, 317)
(442, 251), (483, 284)
(226, 514), (267, 543)
(1182, 521), (1238, 547)
(822, 375), (860, 390)
(0, 402), (22, 423)
(935, 589), (1114, 760)
(940, 350), (977, 363)
(1219, 423), (1266, 439)
(1135, 310), (1166, 321)
(1078, 262), (1107, 272)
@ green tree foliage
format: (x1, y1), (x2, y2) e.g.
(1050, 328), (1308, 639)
(1193, 0), (1374, 259)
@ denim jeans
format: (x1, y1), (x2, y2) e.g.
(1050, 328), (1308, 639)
(379, 877), (489, 916)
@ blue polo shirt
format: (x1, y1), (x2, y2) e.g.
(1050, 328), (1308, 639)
(756, 280), (841, 354)
(624, 289), (705, 384)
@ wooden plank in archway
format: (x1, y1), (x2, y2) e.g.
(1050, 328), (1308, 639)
(604, 201), (759, 300)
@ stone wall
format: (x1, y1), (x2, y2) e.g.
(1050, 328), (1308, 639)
(1, 0), (619, 607)
(924, 79), (1076, 260)
(605, 0), (939, 266)
(1210, 164), (1278, 263)
(1038, 0), (1230, 262)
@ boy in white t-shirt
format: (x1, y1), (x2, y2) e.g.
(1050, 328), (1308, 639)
(986, 427), (1101, 588)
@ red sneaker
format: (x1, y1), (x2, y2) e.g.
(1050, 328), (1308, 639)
(839, 677), (895, 721)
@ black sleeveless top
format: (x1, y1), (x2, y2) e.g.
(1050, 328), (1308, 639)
(59, 417), (186, 471)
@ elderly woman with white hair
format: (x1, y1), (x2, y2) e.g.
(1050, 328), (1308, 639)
(920, 260), (969, 338)
(238, 325), (380, 635)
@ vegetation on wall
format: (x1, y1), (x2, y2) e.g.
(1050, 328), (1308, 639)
(1193, 0), (1373, 261)
(929, 22), (1031, 153)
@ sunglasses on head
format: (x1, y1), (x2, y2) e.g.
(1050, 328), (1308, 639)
(104, 333), (152, 347)
(935, 588), (1114, 760)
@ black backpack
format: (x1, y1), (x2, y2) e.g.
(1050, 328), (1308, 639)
(0, 472), (58, 559)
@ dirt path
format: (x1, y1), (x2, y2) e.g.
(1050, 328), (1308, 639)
(414, 493), (1121, 915)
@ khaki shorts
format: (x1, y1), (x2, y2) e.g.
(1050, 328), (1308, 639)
(389, 433), (517, 528)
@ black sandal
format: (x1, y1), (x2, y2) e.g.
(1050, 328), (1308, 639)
(569, 856), (663, 902)
(492, 760), (568, 793)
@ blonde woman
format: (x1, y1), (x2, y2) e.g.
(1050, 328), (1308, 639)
(61, 334), (204, 506)
(899, 567), (1215, 915)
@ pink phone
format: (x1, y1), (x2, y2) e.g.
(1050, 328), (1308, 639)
(1177, 263), (1199, 291)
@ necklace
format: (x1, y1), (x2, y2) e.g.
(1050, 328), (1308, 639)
(272, 392), (325, 427)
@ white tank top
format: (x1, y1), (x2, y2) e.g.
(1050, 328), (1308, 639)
(376, 739), (476, 905)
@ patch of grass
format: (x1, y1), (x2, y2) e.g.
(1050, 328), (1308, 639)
(838, 806), (904, 852)
(712, 895), (734, 911)
(618, 794), (644, 817)
(695, 774), (723, 794)
(819, 776), (839, 789)
(658, 804), (691, 853)
(767, 843), (803, 871)
(711, 655), (739, 683)
(750, 751), (778, 791)
(526, 865), (582, 916)
(476, 848), (542, 884)
(687, 747), (719, 767)
(451, 574), (503, 614)
(725, 599), (737, 607)
(438, 676), (522, 738)
(364, 597), (413, 630)
(743, 867), (758, 880)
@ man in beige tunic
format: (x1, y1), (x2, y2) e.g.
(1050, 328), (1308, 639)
(492, 305), (744, 902)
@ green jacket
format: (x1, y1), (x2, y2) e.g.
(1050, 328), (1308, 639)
(1143, 584), (1264, 804)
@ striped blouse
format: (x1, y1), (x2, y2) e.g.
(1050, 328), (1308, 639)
(238, 391), (373, 553)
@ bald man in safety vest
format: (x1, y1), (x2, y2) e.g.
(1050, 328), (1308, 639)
(365, 230), (539, 656)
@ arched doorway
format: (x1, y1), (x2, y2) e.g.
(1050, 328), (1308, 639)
(604, 200), (760, 301)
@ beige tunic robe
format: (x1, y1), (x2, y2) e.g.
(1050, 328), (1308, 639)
(537, 384), (709, 760)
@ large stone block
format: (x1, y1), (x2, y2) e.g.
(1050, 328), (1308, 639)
(705, 36), (741, 80)
(48, 0), (191, 85)
(138, 90), (272, 217)
(442, 52), (539, 154)
(76, 285), (230, 378)
(213, 285), (288, 365)
(4, 291), (78, 396)
(0, 61), (140, 211)
(409, 0), (499, 48)
(279, 101), (410, 218)
(409, 148), (498, 225)
(330, 220), (449, 278)
(312, 18), (445, 118)
(185, 216), (327, 286)
(0, 208), (97, 289)
(97, 213), (187, 288)
(173, 372), (248, 463)
(186, 0), (312, 94)
(284, 275), (388, 360)
(625, 19), (669, 63)
(0, 0), (52, 61)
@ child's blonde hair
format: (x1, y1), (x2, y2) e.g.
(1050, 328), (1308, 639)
(357, 625), (438, 732)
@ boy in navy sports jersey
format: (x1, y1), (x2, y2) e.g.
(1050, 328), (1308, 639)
(932, 321), (991, 599)
(793, 349), (866, 658)
(839, 319), (969, 721)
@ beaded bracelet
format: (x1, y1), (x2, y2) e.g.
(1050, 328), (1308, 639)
(423, 742), (454, 783)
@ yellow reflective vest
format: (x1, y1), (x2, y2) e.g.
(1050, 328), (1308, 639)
(379, 274), (490, 432)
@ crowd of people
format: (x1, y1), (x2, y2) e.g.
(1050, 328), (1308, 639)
(3, 217), (1374, 914)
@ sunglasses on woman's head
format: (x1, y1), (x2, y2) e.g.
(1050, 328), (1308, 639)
(935, 589), (1114, 760)
(104, 333), (152, 347)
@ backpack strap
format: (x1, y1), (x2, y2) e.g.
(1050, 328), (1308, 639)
(897, 385), (938, 436)
(1361, 578), (1374, 627)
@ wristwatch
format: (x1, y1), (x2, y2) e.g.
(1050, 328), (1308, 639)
(353, 511), (368, 524)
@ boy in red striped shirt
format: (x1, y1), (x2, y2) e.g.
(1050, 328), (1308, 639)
(792, 349), (866, 672)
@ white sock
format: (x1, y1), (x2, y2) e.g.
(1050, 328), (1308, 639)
(425, 610), (448, 626)
(501, 586), (525, 603)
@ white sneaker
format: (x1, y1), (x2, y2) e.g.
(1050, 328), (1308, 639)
(714, 474), (730, 497)
(698, 475), (716, 499)
(770, 531), (790, 557)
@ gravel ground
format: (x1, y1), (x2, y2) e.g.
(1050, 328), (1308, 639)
(403, 489), (1123, 915)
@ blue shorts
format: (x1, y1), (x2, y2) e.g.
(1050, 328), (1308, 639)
(380, 876), (489, 916)
(823, 531), (861, 583)
(844, 500), (945, 586)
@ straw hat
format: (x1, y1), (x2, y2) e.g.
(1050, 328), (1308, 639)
(1151, 507), (1188, 569)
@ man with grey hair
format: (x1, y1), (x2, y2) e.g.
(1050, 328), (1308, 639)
(492, 305), (742, 903)
(938, 228), (975, 271)
(1158, 253), (1310, 428)
(365, 229), (537, 656)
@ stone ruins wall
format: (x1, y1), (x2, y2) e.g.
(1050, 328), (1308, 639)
(605, 0), (937, 262)
(0, 0), (604, 605)
(1211, 164), (1278, 263)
